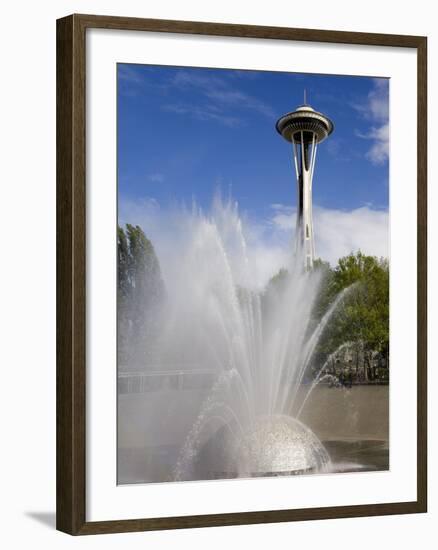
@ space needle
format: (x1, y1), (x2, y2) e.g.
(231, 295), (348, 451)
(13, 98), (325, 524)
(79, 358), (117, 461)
(276, 92), (333, 269)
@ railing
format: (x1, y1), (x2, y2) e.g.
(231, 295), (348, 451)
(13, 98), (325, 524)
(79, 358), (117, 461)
(118, 368), (217, 395)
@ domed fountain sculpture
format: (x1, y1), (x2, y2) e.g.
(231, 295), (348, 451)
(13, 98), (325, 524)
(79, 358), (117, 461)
(236, 416), (330, 476)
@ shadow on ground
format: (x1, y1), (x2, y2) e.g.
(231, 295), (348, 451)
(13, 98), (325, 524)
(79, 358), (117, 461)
(25, 511), (56, 529)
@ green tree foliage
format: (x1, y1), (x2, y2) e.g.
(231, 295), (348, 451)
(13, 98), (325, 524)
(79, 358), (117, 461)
(316, 251), (389, 380)
(117, 225), (130, 301)
(264, 252), (389, 381)
(311, 258), (333, 320)
(319, 252), (388, 348)
(118, 224), (165, 368)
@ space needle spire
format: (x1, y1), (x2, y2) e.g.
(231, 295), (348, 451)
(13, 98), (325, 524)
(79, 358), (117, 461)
(276, 93), (333, 269)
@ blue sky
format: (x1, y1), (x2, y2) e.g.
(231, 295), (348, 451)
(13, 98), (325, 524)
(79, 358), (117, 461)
(117, 64), (389, 273)
(118, 64), (388, 213)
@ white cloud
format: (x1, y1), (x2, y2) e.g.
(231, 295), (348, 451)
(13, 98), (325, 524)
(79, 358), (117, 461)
(119, 195), (287, 289)
(118, 65), (143, 84)
(270, 203), (389, 266)
(314, 205), (388, 264)
(354, 79), (389, 122)
(270, 204), (296, 231)
(147, 173), (165, 183)
(364, 123), (389, 165)
(162, 103), (242, 127)
(204, 88), (274, 118)
(119, 197), (161, 230)
(356, 122), (389, 165)
(119, 196), (388, 291)
(354, 79), (389, 165)
(168, 69), (275, 121)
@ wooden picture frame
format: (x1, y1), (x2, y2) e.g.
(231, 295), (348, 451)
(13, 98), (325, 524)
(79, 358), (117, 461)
(56, 13), (427, 535)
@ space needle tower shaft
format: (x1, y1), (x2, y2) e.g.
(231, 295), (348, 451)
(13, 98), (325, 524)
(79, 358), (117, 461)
(276, 91), (333, 269)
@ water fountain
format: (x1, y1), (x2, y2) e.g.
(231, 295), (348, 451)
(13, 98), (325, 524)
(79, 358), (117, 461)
(118, 97), (389, 484)
(134, 195), (346, 482)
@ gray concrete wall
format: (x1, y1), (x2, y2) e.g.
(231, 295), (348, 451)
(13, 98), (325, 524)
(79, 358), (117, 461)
(299, 385), (389, 442)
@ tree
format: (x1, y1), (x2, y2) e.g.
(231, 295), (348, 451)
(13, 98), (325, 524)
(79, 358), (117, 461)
(317, 251), (389, 381)
(117, 225), (130, 302)
(311, 257), (334, 321)
(118, 224), (165, 368)
(263, 254), (389, 380)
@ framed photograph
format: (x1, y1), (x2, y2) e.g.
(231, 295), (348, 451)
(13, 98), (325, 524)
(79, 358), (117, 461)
(56, 14), (427, 535)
